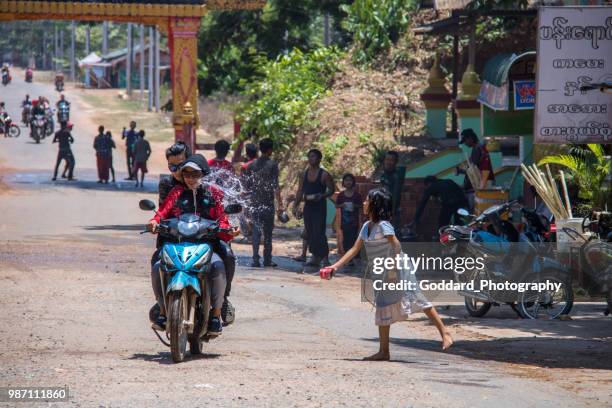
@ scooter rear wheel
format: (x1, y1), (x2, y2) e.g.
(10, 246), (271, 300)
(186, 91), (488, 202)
(168, 291), (188, 363)
(9, 125), (20, 138)
(465, 297), (492, 317)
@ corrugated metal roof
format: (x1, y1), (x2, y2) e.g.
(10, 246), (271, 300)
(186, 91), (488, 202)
(481, 51), (535, 87)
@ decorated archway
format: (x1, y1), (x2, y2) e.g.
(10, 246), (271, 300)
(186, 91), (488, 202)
(0, 0), (265, 151)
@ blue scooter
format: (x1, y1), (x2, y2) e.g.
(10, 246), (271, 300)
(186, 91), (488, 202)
(139, 199), (241, 363)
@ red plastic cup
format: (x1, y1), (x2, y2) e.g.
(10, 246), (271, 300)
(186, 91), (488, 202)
(320, 267), (334, 280)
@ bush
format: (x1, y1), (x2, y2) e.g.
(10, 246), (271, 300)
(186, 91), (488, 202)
(237, 47), (343, 151)
(341, 0), (415, 66)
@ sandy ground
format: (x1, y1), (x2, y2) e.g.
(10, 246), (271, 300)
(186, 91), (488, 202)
(0, 73), (611, 408)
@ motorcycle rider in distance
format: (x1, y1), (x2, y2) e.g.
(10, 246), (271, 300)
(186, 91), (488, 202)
(56, 94), (70, 122)
(55, 72), (64, 91)
(147, 154), (240, 335)
(56, 94), (70, 109)
(21, 94), (32, 124)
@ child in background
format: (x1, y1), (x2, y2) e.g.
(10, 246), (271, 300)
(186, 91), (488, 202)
(325, 188), (453, 360)
(335, 173), (363, 263)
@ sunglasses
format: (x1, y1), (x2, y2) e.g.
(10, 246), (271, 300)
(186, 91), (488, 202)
(182, 171), (203, 179)
(168, 163), (181, 172)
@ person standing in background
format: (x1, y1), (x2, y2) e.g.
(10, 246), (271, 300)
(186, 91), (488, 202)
(379, 151), (406, 232)
(457, 128), (495, 211)
(52, 122), (75, 181)
(132, 130), (151, 188)
(94, 125), (111, 184)
(208, 139), (234, 174)
(292, 149), (335, 267)
(335, 173), (363, 262)
(122, 121), (138, 180)
(244, 138), (284, 268)
(105, 131), (116, 183)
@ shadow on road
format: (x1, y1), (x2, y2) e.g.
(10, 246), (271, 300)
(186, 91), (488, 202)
(127, 352), (222, 365)
(364, 333), (612, 370)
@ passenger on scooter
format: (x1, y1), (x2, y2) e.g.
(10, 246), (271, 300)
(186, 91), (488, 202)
(155, 142), (237, 325)
(148, 154), (239, 335)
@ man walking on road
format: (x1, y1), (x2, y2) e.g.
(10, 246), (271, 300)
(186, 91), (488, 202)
(292, 149), (335, 267)
(132, 130), (151, 188)
(244, 138), (284, 268)
(122, 121), (138, 180)
(52, 122), (75, 181)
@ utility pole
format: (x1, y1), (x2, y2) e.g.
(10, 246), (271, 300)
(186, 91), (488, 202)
(102, 21), (109, 55)
(154, 28), (160, 112)
(85, 24), (91, 55)
(148, 26), (154, 111)
(139, 24), (145, 99)
(323, 13), (331, 46)
(126, 23), (132, 96)
(59, 28), (64, 70)
(54, 23), (58, 71)
(70, 20), (75, 82)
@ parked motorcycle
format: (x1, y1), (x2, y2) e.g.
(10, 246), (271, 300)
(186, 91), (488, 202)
(25, 68), (33, 83)
(57, 101), (70, 123)
(30, 114), (47, 143)
(139, 199), (242, 363)
(440, 201), (573, 319)
(1, 112), (20, 137)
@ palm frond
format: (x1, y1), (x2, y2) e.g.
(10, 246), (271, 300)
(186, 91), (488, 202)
(538, 155), (580, 172)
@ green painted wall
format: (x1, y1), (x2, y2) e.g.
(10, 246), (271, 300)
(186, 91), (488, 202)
(425, 108), (448, 139)
(482, 105), (533, 136)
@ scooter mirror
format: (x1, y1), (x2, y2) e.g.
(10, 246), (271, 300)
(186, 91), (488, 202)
(225, 203), (242, 214)
(139, 199), (156, 211)
(457, 208), (470, 217)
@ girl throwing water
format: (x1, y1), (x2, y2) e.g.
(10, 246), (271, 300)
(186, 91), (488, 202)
(324, 188), (453, 360)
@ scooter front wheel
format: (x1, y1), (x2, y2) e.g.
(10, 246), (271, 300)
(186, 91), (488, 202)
(189, 280), (211, 355)
(168, 290), (188, 363)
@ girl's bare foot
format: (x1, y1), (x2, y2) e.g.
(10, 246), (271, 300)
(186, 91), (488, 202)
(442, 332), (453, 351)
(363, 351), (390, 361)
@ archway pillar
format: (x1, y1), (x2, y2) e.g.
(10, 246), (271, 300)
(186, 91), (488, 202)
(168, 16), (200, 152)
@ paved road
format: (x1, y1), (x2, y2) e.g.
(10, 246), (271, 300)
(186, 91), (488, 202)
(0, 75), (610, 407)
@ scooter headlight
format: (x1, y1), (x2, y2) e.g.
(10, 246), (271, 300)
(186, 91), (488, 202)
(162, 249), (175, 268)
(178, 221), (199, 237)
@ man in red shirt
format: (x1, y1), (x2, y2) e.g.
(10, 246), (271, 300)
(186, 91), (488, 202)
(459, 129), (495, 211)
(208, 139), (234, 174)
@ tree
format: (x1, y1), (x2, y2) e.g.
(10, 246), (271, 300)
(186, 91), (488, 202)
(197, 0), (351, 96)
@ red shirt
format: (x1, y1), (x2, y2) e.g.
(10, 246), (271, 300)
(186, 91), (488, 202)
(152, 184), (233, 242)
(208, 158), (234, 174)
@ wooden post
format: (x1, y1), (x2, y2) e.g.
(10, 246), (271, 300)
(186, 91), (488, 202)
(168, 17), (200, 151)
